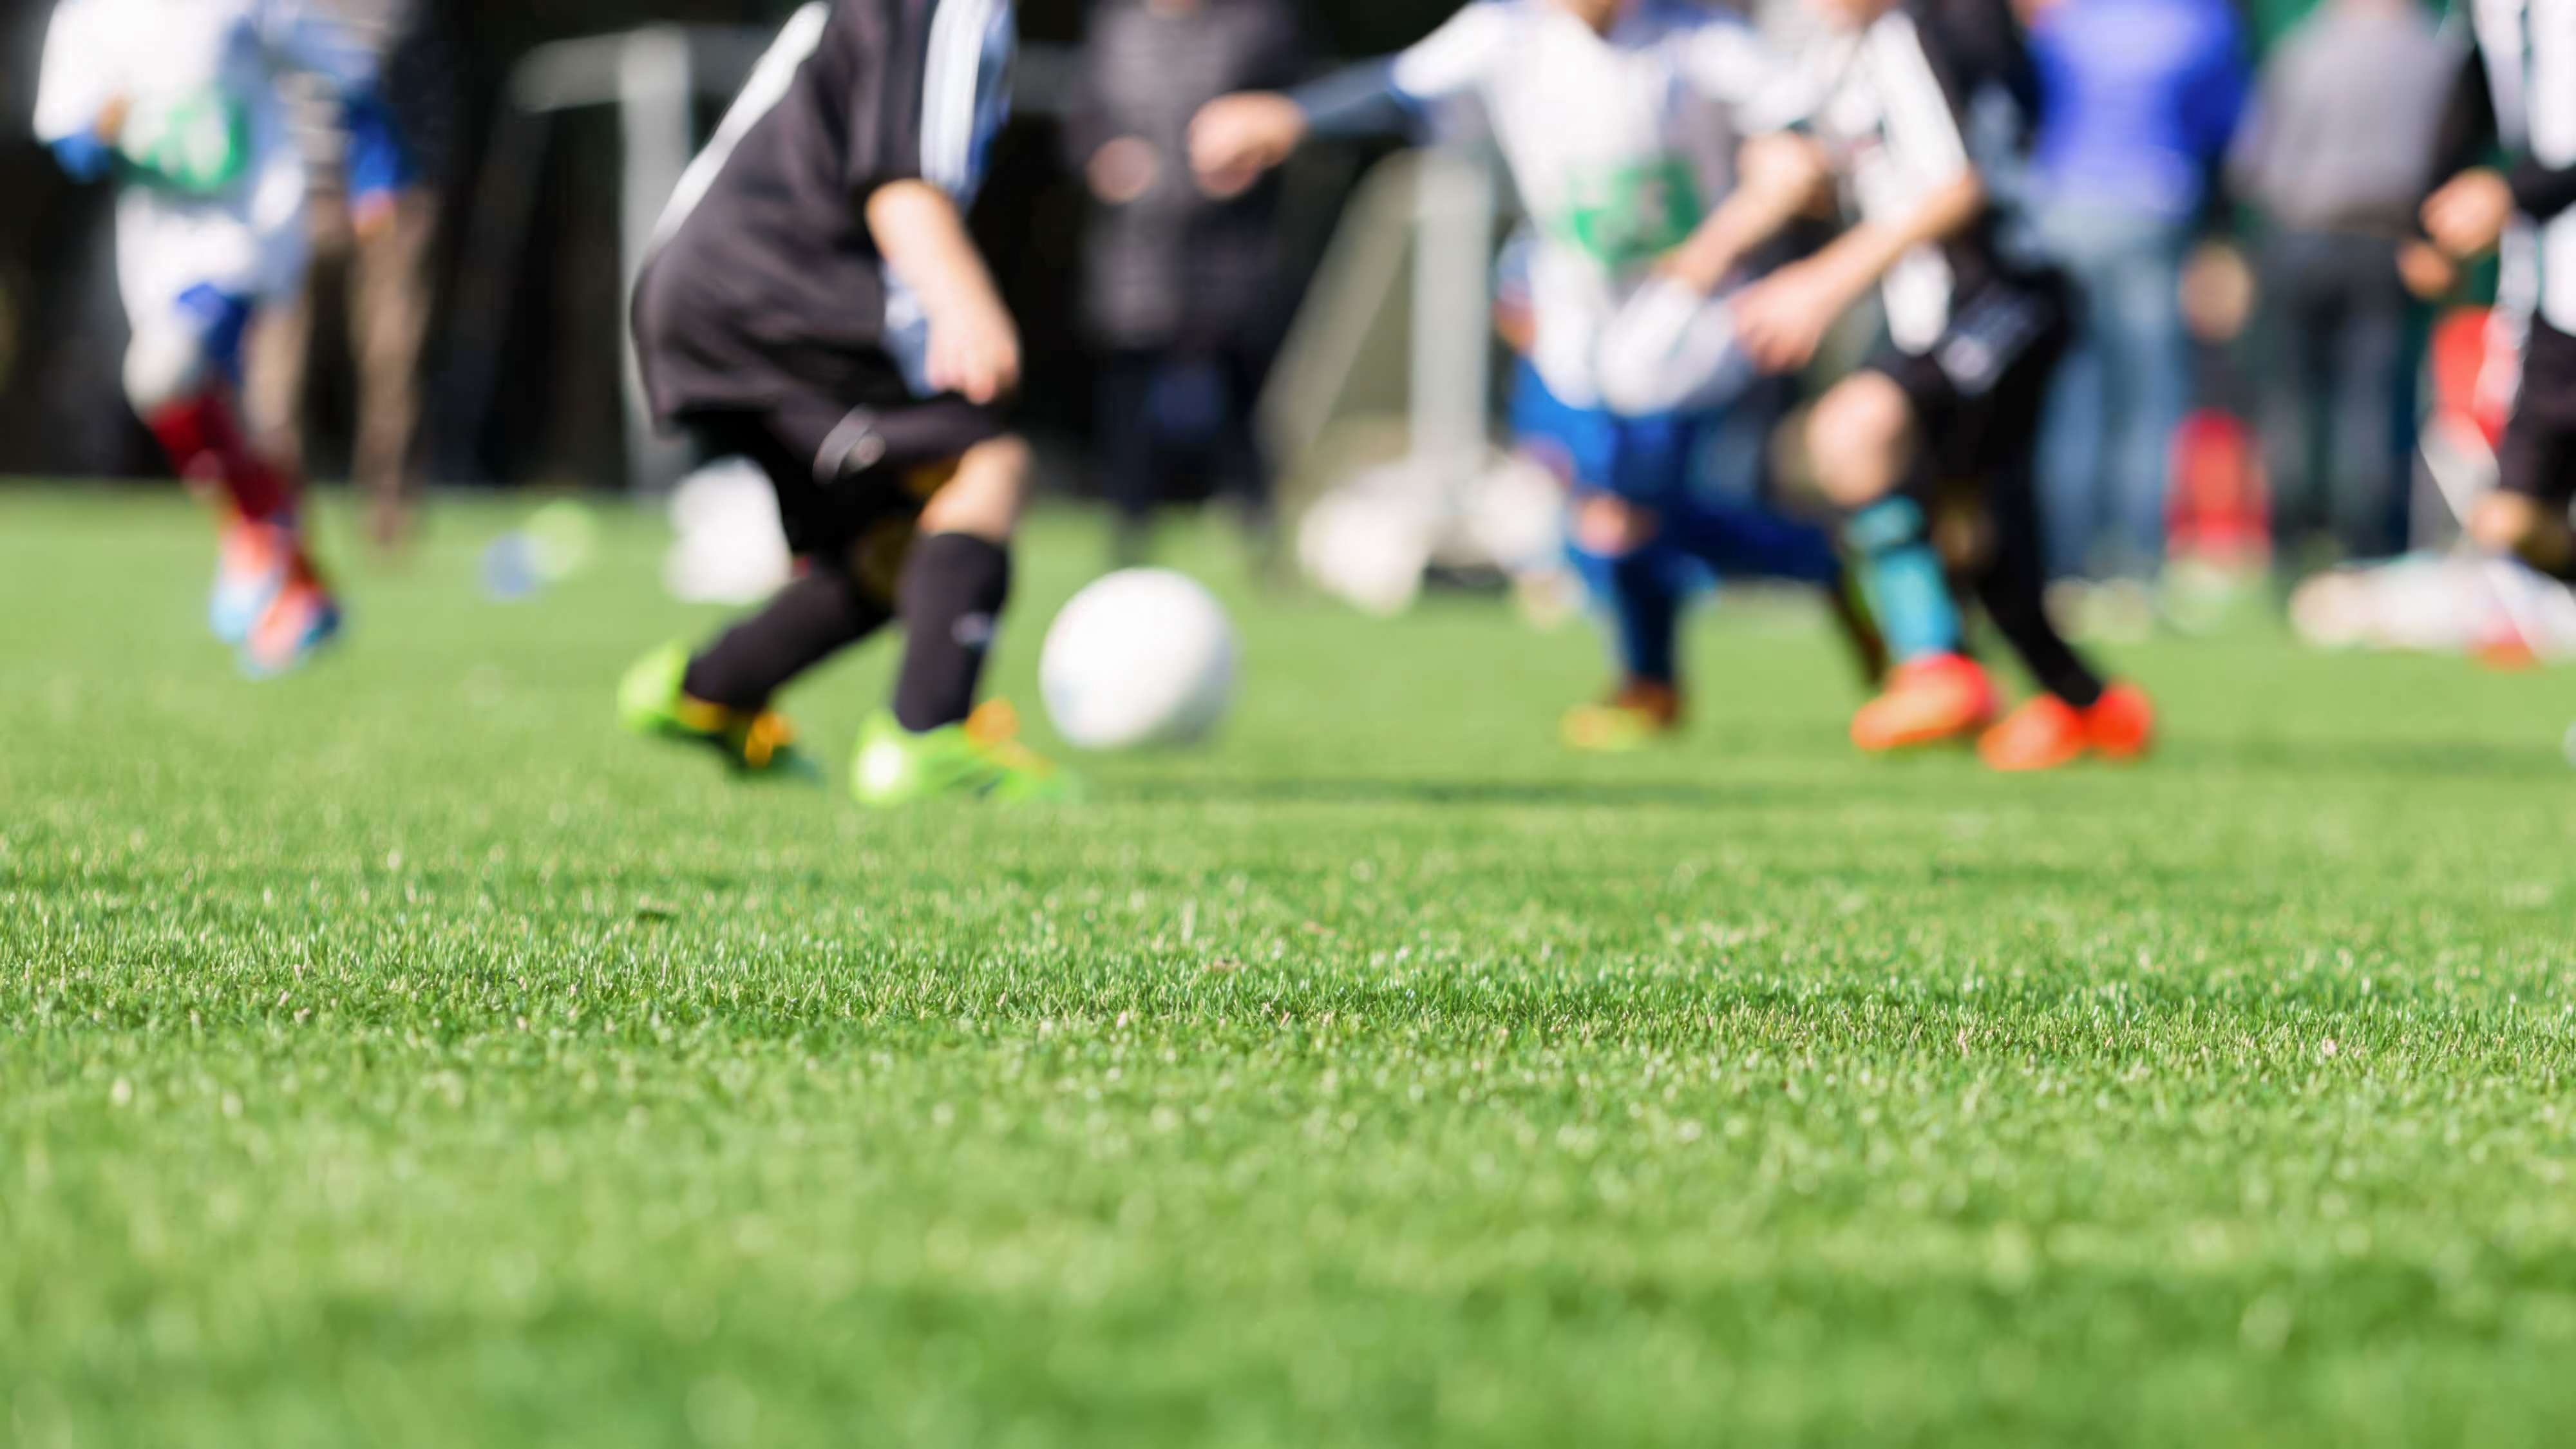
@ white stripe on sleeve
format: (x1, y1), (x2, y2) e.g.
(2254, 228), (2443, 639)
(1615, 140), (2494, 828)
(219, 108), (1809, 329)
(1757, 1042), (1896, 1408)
(649, 3), (831, 253)
(920, 0), (1002, 194)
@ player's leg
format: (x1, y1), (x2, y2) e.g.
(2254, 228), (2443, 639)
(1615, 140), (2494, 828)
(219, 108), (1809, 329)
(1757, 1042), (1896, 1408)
(1808, 368), (1997, 750)
(1562, 489), (1690, 749)
(128, 283), (337, 673)
(2468, 320), (2576, 580)
(1527, 371), (1690, 748)
(1973, 457), (2155, 770)
(1961, 307), (2156, 770)
(854, 431), (1075, 805)
(620, 409), (880, 776)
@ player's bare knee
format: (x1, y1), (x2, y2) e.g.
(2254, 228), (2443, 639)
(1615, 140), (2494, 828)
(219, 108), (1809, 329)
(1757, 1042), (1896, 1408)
(918, 435), (1031, 542)
(2469, 491), (2541, 555)
(1808, 375), (1916, 509)
(1575, 494), (1657, 555)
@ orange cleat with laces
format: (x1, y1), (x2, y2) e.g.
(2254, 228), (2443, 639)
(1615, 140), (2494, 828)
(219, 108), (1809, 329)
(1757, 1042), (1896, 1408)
(1850, 653), (1998, 752)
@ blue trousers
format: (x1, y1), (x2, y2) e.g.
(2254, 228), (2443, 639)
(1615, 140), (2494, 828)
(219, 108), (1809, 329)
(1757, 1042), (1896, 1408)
(1513, 363), (1839, 684)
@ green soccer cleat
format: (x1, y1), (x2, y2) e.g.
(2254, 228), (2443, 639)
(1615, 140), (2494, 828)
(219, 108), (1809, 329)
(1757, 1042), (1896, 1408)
(618, 641), (816, 779)
(849, 700), (1080, 808)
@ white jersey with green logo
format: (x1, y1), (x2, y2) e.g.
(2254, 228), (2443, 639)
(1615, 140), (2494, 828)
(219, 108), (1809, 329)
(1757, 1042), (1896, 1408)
(1385, 0), (1777, 409)
(35, 0), (377, 321)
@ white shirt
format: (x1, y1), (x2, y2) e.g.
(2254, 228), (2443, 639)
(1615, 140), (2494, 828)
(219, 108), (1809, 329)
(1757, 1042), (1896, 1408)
(35, 0), (377, 317)
(1388, 0), (1779, 408)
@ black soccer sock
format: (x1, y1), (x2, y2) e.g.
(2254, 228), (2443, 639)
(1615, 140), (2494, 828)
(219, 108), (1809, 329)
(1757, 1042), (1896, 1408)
(893, 532), (1012, 733)
(1978, 469), (2105, 709)
(683, 567), (892, 712)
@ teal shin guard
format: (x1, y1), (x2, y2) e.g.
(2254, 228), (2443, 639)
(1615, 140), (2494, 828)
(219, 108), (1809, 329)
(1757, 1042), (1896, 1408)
(1842, 498), (1959, 663)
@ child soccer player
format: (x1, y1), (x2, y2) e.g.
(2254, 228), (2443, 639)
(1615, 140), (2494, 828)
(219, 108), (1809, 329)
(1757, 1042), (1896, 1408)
(1662, 0), (2154, 769)
(617, 0), (1070, 806)
(2416, 9), (2576, 588)
(35, 0), (406, 676)
(1190, 0), (1877, 752)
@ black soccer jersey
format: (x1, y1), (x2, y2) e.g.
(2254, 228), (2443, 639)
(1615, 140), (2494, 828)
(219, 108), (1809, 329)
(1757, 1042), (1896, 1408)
(634, 0), (1014, 422)
(1759, 0), (2040, 355)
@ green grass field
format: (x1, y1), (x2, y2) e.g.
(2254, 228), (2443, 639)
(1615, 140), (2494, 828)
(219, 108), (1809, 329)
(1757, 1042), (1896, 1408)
(5, 486), (2575, 1448)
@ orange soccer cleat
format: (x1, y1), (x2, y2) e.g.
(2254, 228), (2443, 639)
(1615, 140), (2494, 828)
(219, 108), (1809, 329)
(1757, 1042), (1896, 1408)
(1850, 653), (1997, 752)
(1978, 681), (2157, 772)
(2081, 681), (2157, 761)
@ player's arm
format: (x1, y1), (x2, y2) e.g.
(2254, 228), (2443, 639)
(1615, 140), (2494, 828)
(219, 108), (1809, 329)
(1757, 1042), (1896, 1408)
(1191, 2), (1504, 196)
(2420, 46), (2513, 261)
(1660, 131), (1835, 294)
(1731, 21), (1988, 374)
(1658, 21), (1834, 292)
(867, 182), (1018, 405)
(1732, 169), (1984, 374)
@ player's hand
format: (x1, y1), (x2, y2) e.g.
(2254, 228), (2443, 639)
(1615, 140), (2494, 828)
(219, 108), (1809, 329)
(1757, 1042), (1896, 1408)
(925, 294), (1022, 405)
(94, 95), (129, 144)
(2423, 168), (2514, 260)
(1731, 260), (1849, 374)
(2397, 240), (2458, 301)
(1189, 93), (1304, 199)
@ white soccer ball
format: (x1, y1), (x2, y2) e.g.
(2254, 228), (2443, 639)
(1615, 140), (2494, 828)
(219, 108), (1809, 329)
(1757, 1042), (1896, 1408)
(1039, 569), (1239, 750)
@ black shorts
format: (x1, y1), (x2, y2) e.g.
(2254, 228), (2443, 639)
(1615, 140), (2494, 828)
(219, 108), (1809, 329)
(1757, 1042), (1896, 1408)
(2499, 316), (2576, 507)
(668, 355), (998, 576)
(1862, 276), (2072, 486)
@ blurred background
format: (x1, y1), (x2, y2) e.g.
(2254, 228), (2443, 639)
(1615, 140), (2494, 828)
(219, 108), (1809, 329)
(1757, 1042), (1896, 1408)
(1, 0), (2554, 656)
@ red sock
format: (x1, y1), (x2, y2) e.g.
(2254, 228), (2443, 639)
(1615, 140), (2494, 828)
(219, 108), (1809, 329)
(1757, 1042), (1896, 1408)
(147, 389), (295, 524)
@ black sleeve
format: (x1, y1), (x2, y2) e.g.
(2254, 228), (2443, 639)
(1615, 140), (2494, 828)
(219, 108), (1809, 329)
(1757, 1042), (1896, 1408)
(838, 0), (931, 201)
(2426, 44), (2498, 192)
(2508, 155), (2576, 222)
(1289, 59), (1419, 140)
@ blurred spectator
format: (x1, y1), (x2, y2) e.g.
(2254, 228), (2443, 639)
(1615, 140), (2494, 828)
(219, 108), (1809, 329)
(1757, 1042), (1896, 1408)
(1066, 0), (1302, 565)
(2022, 0), (2248, 582)
(245, 0), (461, 551)
(2228, 0), (2455, 567)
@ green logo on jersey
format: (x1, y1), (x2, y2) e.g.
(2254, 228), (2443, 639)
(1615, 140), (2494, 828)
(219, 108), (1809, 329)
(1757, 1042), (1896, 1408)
(120, 90), (253, 196)
(1556, 158), (1703, 269)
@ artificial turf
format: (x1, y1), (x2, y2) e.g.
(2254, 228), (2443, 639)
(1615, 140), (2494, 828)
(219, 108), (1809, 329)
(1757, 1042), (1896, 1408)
(3, 486), (2574, 1448)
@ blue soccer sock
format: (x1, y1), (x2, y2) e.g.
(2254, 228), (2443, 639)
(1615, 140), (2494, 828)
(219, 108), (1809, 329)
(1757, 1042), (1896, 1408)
(1573, 538), (1687, 685)
(1842, 497), (1959, 663)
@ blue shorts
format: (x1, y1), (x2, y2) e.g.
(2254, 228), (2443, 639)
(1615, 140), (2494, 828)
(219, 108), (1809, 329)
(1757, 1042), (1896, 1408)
(1509, 361), (1707, 505)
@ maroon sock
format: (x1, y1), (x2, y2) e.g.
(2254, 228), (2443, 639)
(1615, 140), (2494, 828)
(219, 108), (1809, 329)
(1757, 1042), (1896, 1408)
(148, 388), (294, 524)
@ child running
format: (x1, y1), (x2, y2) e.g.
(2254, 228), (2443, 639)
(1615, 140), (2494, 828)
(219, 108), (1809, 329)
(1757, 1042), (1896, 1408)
(1668, 0), (2155, 769)
(35, 0), (406, 676)
(1191, 0), (1881, 752)
(617, 0), (1071, 806)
